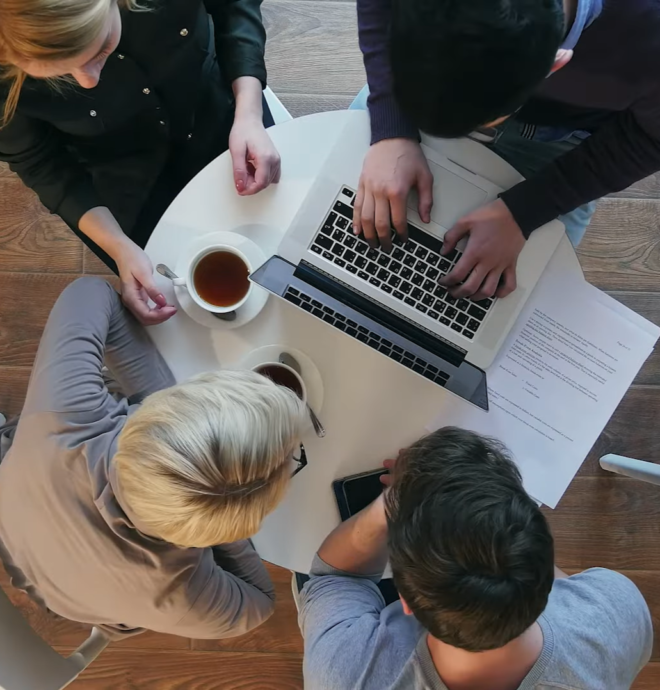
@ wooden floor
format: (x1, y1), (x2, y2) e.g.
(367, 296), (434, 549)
(1, 1), (659, 688)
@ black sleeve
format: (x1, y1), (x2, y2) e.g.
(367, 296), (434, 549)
(203, 0), (267, 87)
(0, 111), (101, 229)
(500, 107), (660, 238)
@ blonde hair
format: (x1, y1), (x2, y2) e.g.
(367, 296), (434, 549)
(113, 370), (309, 549)
(0, 0), (141, 124)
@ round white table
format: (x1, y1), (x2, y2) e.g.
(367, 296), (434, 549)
(146, 110), (581, 573)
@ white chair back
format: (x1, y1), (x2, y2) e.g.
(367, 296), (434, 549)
(264, 87), (293, 125)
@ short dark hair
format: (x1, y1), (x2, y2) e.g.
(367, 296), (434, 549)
(389, 0), (566, 138)
(385, 427), (554, 652)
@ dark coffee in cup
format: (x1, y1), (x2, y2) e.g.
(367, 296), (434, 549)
(193, 250), (250, 308)
(255, 364), (304, 400)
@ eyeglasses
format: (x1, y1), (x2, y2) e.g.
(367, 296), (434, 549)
(292, 443), (308, 477)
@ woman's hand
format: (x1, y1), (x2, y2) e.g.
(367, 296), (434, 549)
(115, 240), (177, 325)
(79, 207), (177, 326)
(229, 76), (281, 196)
(229, 116), (281, 196)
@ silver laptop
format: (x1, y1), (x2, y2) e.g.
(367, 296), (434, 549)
(251, 115), (564, 410)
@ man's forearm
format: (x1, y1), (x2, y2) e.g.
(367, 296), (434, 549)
(212, 541), (275, 599)
(500, 112), (660, 237)
(103, 292), (176, 402)
(317, 495), (389, 576)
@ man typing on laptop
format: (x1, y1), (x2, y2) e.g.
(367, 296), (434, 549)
(299, 427), (653, 690)
(252, 105), (566, 407)
(353, 0), (660, 301)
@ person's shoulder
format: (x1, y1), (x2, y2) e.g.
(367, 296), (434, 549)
(601, 0), (660, 46)
(606, 0), (660, 22)
(550, 567), (648, 612)
(547, 568), (650, 630)
(541, 569), (653, 689)
(301, 575), (422, 690)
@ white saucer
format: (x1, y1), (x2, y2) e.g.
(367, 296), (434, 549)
(173, 231), (269, 331)
(238, 344), (324, 415)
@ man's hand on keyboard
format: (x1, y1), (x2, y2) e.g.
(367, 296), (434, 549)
(353, 139), (434, 252)
(440, 199), (525, 301)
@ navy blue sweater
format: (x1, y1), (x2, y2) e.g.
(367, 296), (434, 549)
(358, 0), (660, 235)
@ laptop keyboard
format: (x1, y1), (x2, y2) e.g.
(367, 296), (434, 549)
(283, 287), (451, 387)
(309, 187), (495, 341)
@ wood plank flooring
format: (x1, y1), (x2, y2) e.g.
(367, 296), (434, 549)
(0, 1), (659, 688)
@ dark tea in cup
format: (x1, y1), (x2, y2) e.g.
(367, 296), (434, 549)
(255, 363), (305, 400)
(193, 250), (250, 308)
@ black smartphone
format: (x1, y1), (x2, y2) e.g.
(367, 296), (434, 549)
(332, 469), (389, 521)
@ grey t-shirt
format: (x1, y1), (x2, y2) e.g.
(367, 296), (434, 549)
(300, 558), (653, 690)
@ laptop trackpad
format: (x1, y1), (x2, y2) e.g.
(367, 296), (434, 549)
(409, 160), (488, 230)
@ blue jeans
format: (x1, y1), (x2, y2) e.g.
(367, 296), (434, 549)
(350, 85), (596, 246)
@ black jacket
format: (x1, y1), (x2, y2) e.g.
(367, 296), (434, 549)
(0, 0), (266, 238)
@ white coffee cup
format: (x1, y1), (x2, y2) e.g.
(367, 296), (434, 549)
(173, 245), (252, 314)
(252, 362), (308, 403)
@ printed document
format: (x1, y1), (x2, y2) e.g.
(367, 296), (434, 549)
(429, 270), (659, 507)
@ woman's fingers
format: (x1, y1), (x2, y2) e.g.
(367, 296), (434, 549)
(142, 282), (167, 308)
(229, 140), (249, 195)
(272, 157), (282, 184)
(117, 245), (176, 324)
(121, 279), (176, 325)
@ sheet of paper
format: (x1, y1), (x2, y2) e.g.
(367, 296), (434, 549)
(429, 270), (659, 508)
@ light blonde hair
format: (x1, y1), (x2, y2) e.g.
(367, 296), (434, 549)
(113, 370), (309, 548)
(0, 0), (141, 125)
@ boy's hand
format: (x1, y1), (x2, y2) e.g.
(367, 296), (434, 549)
(354, 139), (434, 252)
(380, 450), (405, 487)
(380, 459), (395, 487)
(440, 199), (525, 301)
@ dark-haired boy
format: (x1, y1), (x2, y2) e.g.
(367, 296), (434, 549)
(353, 0), (660, 302)
(300, 428), (652, 689)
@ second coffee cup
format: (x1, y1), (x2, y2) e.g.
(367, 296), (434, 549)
(253, 362), (307, 403)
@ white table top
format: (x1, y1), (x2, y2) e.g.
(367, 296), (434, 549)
(146, 110), (581, 573)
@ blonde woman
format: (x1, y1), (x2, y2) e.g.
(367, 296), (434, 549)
(0, 0), (280, 325)
(0, 277), (308, 639)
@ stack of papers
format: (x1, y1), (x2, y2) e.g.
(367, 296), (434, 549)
(428, 268), (660, 508)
